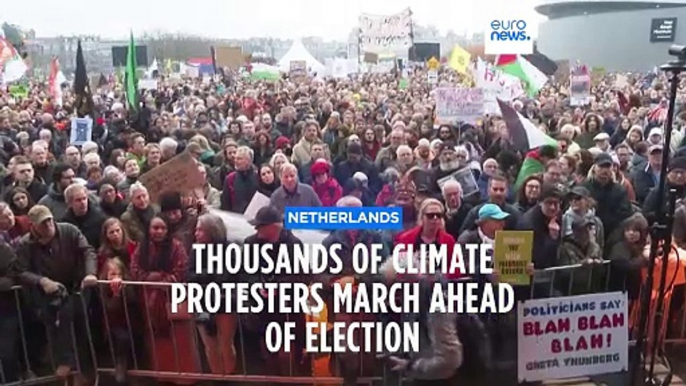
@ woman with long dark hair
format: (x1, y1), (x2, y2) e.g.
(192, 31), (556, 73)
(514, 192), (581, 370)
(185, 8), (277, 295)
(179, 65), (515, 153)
(130, 216), (200, 382)
(515, 175), (542, 213)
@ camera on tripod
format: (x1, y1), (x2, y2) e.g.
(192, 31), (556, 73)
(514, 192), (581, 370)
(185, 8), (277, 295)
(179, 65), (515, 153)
(668, 45), (686, 62)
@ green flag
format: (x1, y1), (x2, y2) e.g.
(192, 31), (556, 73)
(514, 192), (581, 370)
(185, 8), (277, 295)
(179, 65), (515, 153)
(125, 31), (139, 112)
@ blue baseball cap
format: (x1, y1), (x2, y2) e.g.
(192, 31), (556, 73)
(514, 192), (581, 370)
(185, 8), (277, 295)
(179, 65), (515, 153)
(478, 204), (510, 221)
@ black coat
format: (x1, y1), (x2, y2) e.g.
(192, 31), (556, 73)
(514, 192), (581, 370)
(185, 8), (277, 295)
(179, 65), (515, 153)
(517, 206), (561, 270)
(62, 204), (108, 250)
(583, 179), (634, 239)
(333, 158), (382, 195)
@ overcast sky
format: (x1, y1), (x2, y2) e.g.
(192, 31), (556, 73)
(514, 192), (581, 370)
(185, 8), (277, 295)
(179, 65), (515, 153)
(2, 0), (544, 40)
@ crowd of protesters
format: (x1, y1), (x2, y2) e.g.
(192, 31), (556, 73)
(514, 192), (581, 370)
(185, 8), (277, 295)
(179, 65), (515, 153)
(0, 64), (685, 386)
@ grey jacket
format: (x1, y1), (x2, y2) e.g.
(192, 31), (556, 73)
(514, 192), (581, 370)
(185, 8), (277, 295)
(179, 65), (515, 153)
(408, 291), (464, 380)
(269, 183), (322, 212)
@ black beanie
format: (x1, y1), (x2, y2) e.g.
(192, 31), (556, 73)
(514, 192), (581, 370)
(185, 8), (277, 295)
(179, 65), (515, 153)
(159, 191), (183, 212)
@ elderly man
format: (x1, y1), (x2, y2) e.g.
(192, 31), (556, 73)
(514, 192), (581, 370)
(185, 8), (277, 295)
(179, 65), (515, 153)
(62, 184), (107, 249)
(16, 205), (97, 384)
(442, 180), (473, 239)
(30, 141), (54, 185)
(221, 146), (259, 213)
(585, 153), (634, 239)
(376, 128), (405, 172)
(270, 163), (322, 212)
(159, 137), (179, 163)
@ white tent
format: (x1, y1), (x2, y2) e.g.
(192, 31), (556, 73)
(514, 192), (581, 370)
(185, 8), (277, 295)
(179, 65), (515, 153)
(278, 39), (325, 75)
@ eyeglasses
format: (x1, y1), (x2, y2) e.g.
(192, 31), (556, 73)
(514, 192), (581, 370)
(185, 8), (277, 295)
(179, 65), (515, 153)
(424, 212), (443, 219)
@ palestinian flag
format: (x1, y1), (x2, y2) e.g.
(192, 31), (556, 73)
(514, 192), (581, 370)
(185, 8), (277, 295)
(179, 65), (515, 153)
(497, 99), (557, 153)
(495, 54), (548, 97)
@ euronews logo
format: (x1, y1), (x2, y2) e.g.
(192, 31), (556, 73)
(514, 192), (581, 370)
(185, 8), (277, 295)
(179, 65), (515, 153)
(490, 20), (531, 42)
(485, 18), (534, 55)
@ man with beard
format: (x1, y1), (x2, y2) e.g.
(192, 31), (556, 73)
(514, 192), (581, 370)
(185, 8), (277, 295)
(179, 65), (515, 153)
(38, 163), (79, 221)
(333, 142), (381, 195)
(442, 180), (473, 239)
(262, 113), (282, 142)
(430, 141), (462, 195)
(614, 144), (632, 175)
(221, 146), (259, 213)
(292, 121), (324, 167)
(459, 174), (521, 233)
(238, 121), (256, 147)
(584, 153), (634, 240)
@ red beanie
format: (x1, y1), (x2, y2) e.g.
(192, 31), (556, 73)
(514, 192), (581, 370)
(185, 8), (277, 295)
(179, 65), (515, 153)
(275, 136), (291, 149)
(310, 160), (330, 176)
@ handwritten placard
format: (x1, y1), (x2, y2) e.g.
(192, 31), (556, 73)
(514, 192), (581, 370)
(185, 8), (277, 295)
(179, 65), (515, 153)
(138, 152), (205, 202)
(435, 87), (484, 125)
(517, 292), (628, 382)
(494, 230), (533, 285)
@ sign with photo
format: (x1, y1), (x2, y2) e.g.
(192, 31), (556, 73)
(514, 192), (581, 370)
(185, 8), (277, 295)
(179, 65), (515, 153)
(70, 117), (93, 146)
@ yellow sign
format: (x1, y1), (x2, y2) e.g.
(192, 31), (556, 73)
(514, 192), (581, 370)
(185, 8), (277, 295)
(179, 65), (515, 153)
(427, 57), (439, 70)
(494, 230), (533, 286)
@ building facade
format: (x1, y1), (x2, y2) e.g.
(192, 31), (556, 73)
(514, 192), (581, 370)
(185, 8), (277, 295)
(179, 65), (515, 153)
(535, 0), (686, 71)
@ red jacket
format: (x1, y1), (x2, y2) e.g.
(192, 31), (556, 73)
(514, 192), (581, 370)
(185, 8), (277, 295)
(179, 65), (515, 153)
(312, 177), (343, 207)
(394, 226), (462, 279)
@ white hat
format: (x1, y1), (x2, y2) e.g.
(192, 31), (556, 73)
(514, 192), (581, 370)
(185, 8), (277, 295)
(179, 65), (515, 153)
(593, 132), (610, 141)
(649, 127), (664, 138)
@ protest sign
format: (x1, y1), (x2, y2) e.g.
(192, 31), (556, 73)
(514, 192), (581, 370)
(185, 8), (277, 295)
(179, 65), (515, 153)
(70, 117), (93, 146)
(591, 67), (606, 86)
(138, 79), (158, 90)
(570, 63), (592, 106)
(244, 192), (271, 220)
(363, 52), (379, 64)
(494, 231), (533, 285)
(359, 8), (412, 53)
(436, 167), (479, 197)
(473, 59), (524, 115)
(215, 46), (244, 70)
(435, 87), (484, 125)
(9, 84), (28, 99)
(517, 292), (628, 382)
(138, 152), (205, 202)
(290, 60), (307, 81)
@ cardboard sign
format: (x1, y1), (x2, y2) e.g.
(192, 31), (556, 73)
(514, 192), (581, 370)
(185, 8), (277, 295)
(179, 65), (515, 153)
(138, 79), (158, 90)
(138, 152), (205, 203)
(70, 117), (93, 146)
(435, 87), (485, 125)
(244, 192), (271, 221)
(517, 292), (629, 382)
(494, 231), (533, 285)
(215, 46), (244, 70)
(290, 60), (307, 81)
(363, 52), (379, 64)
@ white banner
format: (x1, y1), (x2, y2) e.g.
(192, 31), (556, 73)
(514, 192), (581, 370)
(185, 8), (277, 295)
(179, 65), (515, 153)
(359, 8), (412, 53)
(473, 59), (524, 115)
(517, 292), (629, 383)
(435, 87), (484, 125)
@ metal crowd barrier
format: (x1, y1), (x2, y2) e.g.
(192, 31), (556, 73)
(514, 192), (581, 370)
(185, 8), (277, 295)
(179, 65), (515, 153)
(1, 261), (685, 385)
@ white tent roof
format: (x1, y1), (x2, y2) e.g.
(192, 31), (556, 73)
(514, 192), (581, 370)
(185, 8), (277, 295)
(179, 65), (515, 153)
(278, 39), (325, 74)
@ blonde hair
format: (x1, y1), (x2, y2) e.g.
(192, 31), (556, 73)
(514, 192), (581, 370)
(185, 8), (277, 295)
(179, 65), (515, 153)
(418, 198), (445, 227)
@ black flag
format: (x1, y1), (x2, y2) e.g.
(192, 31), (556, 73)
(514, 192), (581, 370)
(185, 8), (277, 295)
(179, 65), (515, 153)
(74, 40), (95, 118)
